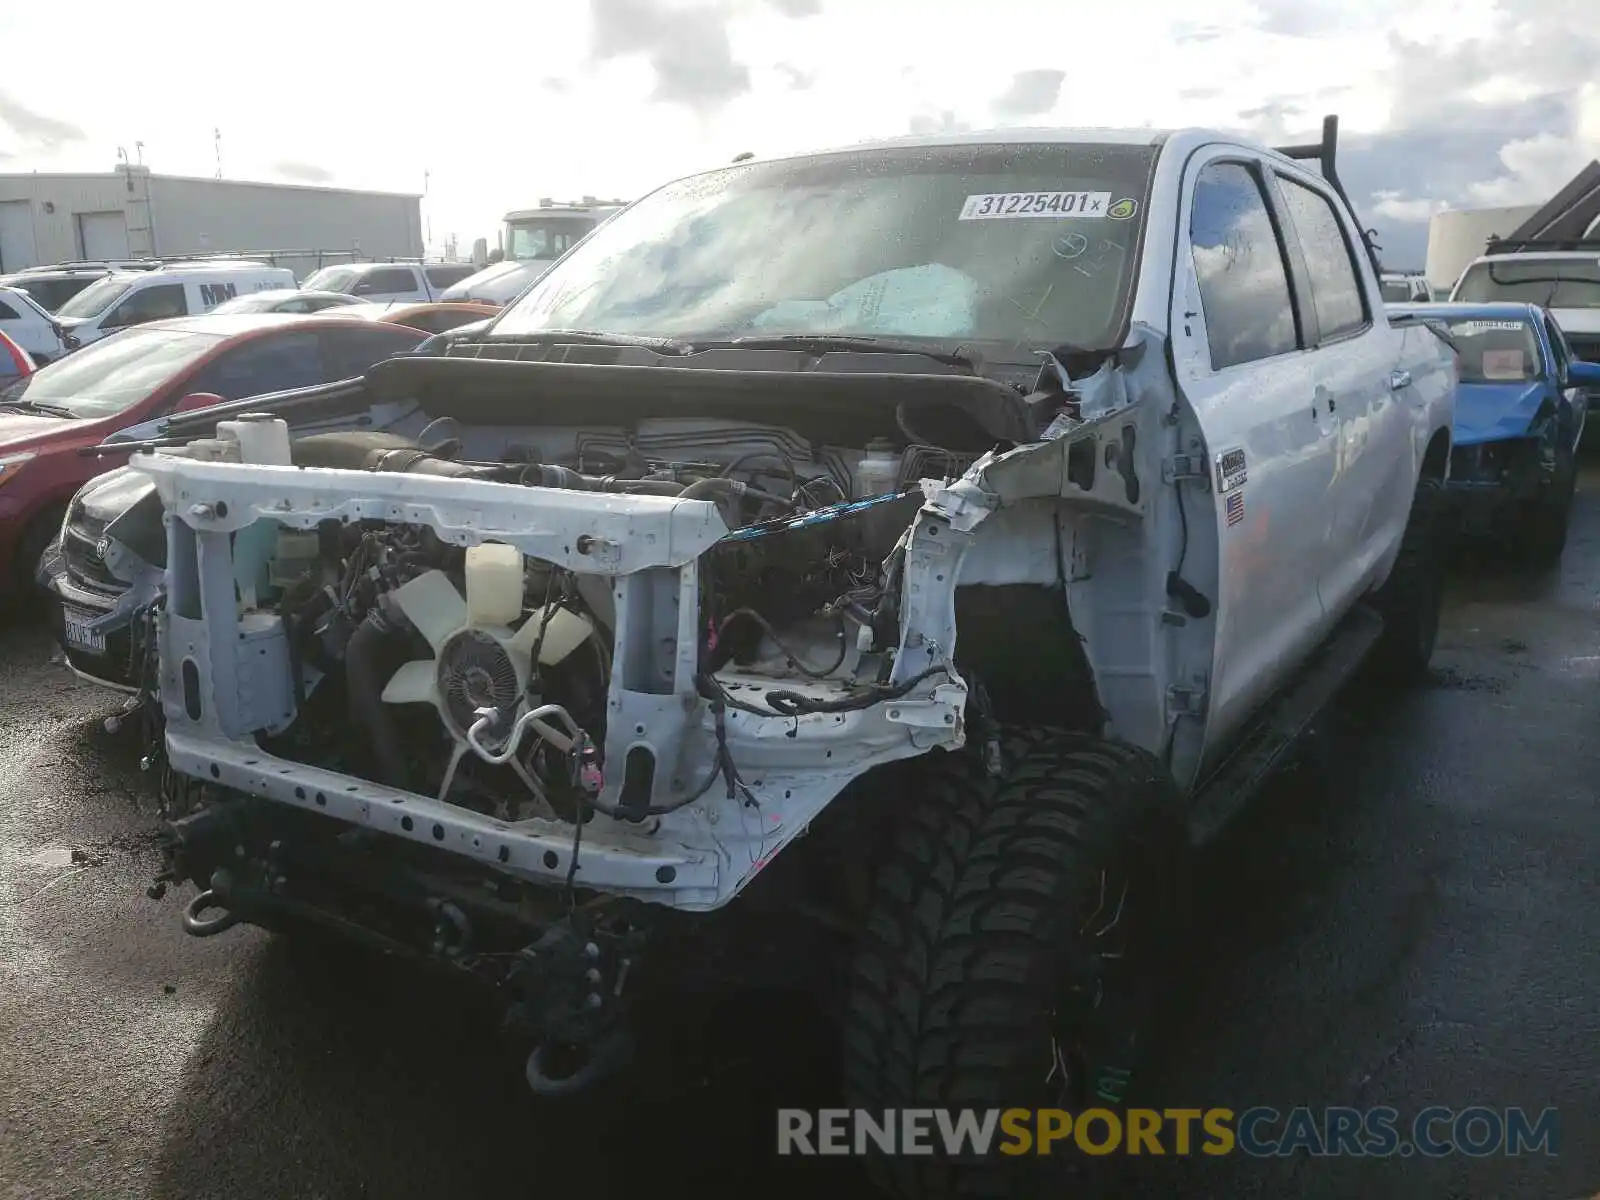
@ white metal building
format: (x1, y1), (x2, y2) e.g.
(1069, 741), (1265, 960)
(1425, 204), (1541, 295)
(0, 165), (422, 277)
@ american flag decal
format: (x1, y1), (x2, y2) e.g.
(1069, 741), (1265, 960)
(1225, 491), (1245, 527)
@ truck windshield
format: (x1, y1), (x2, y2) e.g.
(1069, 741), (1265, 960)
(1441, 317), (1543, 383)
(302, 267), (359, 292)
(56, 275), (136, 319)
(1454, 259), (1600, 308)
(506, 220), (593, 261)
(0, 326), (223, 418)
(492, 142), (1159, 356)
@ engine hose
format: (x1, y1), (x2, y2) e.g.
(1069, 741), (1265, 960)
(677, 476), (743, 501)
(344, 610), (412, 790)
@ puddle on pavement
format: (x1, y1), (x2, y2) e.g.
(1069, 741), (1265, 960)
(25, 845), (109, 870)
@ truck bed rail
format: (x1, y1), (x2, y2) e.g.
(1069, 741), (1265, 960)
(1274, 114), (1383, 279)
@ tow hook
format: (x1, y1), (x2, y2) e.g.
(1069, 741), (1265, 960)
(181, 867), (242, 937)
(506, 920), (639, 1097)
(524, 1026), (635, 1097)
(182, 889), (240, 937)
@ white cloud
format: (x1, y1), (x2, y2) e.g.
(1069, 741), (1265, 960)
(1372, 192), (1450, 222)
(0, 0), (1594, 265)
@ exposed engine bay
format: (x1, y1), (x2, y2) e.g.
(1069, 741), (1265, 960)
(244, 422), (963, 834)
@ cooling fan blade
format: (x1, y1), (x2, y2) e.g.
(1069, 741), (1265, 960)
(508, 606), (598, 667)
(387, 569), (469, 653)
(381, 659), (438, 705)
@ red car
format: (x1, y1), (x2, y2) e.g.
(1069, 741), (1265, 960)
(0, 313), (425, 595)
(0, 330), (34, 384)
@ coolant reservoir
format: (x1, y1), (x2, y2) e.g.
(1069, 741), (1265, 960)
(216, 414), (291, 466)
(854, 439), (902, 498)
(465, 543), (525, 627)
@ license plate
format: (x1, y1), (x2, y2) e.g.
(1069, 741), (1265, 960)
(62, 608), (106, 655)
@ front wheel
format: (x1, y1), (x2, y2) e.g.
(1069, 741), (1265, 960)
(842, 729), (1190, 1199)
(1369, 475), (1449, 682)
(10, 506), (66, 614)
(1522, 442), (1577, 567)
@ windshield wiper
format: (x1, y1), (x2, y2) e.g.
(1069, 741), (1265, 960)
(0, 399), (75, 418)
(688, 334), (978, 370)
(478, 328), (695, 355)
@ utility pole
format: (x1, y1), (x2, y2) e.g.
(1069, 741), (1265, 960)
(423, 168), (432, 257)
(214, 129), (222, 179)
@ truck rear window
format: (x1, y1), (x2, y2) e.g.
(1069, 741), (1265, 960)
(1454, 259), (1600, 308)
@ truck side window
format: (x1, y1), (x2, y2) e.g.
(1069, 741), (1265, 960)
(354, 267), (419, 295)
(105, 283), (187, 328)
(424, 264), (477, 288)
(0, 298), (18, 320)
(1276, 175), (1367, 340)
(1189, 161), (1298, 370)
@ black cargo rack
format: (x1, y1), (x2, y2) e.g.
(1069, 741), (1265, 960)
(1484, 236), (1600, 255)
(1274, 114), (1382, 278)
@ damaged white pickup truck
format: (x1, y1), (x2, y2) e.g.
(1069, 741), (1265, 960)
(113, 117), (1455, 1198)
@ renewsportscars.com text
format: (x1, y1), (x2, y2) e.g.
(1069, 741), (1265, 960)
(777, 1106), (1559, 1158)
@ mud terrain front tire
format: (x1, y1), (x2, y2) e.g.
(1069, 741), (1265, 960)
(1369, 475), (1449, 682)
(841, 730), (1189, 1199)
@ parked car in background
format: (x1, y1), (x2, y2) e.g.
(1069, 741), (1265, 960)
(1451, 237), (1600, 371)
(0, 330), (35, 383)
(40, 314), (426, 678)
(314, 299), (502, 334)
(0, 261), (157, 312)
(0, 285), (68, 364)
(1396, 300), (1597, 562)
(1, 313), (426, 603)
(53, 262), (297, 349)
(1380, 272), (1432, 303)
(299, 261), (480, 303)
(209, 289), (365, 315)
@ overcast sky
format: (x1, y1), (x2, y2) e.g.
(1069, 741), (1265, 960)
(1, 0), (1596, 267)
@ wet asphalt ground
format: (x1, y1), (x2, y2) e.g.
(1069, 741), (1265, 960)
(3, 477), (1599, 1200)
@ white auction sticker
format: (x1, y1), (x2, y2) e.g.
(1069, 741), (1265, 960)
(959, 191), (1113, 220)
(1455, 320), (1527, 333)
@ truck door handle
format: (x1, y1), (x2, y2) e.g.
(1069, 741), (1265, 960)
(1389, 369), (1412, 390)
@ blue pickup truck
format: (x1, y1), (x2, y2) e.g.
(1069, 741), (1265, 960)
(1389, 301), (1600, 563)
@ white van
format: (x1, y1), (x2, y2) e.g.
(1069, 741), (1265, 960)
(52, 261), (296, 348)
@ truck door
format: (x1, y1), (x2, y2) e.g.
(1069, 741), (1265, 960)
(1170, 152), (1338, 744)
(1267, 167), (1414, 613)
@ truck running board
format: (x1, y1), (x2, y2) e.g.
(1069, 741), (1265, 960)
(1187, 604), (1385, 846)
